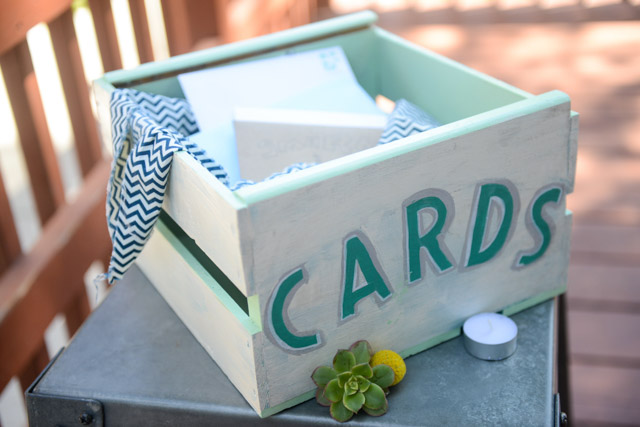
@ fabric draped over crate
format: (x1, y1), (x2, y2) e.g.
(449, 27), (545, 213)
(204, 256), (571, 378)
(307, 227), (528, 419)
(231, 162), (317, 190)
(105, 89), (318, 283)
(104, 90), (441, 284)
(105, 89), (228, 284)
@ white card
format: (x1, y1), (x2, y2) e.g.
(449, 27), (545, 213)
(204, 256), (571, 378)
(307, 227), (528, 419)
(178, 46), (360, 131)
(233, 107), (386, 182)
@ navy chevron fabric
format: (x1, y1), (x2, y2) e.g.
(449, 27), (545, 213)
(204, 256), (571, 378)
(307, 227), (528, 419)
(104, 91), (438, 283)
(378, 99), (440, 145)
(105, 89), (228, 283)
(231, 162), (316, 191)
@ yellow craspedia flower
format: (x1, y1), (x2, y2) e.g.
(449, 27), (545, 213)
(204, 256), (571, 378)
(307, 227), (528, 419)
(371, 350), (406, 386)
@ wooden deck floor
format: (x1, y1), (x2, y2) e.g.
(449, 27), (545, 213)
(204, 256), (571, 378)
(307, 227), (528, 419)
(364, 6), (640, 425)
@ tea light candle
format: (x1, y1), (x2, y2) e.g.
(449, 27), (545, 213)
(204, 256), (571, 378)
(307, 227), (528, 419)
(463, 312), (518, 361)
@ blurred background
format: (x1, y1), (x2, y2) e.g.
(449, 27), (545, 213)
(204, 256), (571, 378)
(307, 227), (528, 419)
(0, 0), (638, 425)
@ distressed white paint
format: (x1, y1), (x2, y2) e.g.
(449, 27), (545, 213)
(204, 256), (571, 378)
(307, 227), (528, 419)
(163, 152), (254, 295)
(240, 100), (574, 407)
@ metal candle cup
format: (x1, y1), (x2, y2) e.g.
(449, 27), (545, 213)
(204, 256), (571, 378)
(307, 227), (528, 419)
(463, 313), (518, 361)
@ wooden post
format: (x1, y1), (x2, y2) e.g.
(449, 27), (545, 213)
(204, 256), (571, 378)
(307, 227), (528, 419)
(0, 160), (110, 392)
(18, 339), (49, 391)
(64, 282), (91, 337)
(160, 0), (193, 56)
(49, 9), (103, 177)
(0, 171), (21, 275)
(161, 0), (217, 55)
(0, 0), (72, 56)
(0, 41), (65, 224)
(212, 0), (232, 43)
(88, 0), (122, 71)
(128, 0), (155, 64)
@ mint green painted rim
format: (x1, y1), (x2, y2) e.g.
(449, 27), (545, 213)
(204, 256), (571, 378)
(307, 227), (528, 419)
(259, 389), (316, 418)
(94, 12), (575, 209)
(102, 11), (378, 87)
(235, 90), (571, 204)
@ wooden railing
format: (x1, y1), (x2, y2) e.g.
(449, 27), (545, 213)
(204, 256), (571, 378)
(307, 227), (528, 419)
(0, 0), (107, 397)
(0, 0), (315, 422)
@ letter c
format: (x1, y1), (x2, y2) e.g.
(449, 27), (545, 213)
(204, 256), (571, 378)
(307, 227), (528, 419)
(267, 267), (323, 353)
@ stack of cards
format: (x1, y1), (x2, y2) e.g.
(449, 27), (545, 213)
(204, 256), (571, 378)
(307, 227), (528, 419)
(179, 46), (386, 185)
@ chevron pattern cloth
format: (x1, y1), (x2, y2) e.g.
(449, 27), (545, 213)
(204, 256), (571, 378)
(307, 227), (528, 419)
(105, 89), (228, 284)
(104, 91), (437, 283)
(231, 162), (316, 191)
(378, 99), (440, 145)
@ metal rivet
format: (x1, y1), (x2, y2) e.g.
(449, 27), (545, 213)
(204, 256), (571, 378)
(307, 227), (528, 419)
(560, 412), (568, 426)
(79, 413), (93, 425)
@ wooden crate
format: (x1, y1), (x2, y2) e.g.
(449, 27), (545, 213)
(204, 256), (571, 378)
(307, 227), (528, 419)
(93, 11), (578, 417)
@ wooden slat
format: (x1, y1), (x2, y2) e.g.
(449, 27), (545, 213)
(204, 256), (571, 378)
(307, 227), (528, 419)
(0, 170), (21, 275)
(0, 41), (65, 224)
(291, 1), (312, 27)
(568, 264), (640, 305)
(570, 223), (640, 267)
(571, 224), (640, 255)
(64, 283), (91, 337)
(88, 0), (122, 71)
(0, 0), (72, 55)
(212, 0), (312, 44)
(568, 311), (640, 361)
(573, 207), (640, 228)
(269, 2), (292, 33)
(571, 364), (640, 425)
(49, 9), (103, 177)
(212, 0), (273, 43)
(185, 0), (218, 48)
(212, 0), (233, 44)
(128, 0), (155, 64)
(0, 159), (111, 391)
(160, 0), (195, 56)
(18, 338), (49, 391)
(162, 0), (217, 56)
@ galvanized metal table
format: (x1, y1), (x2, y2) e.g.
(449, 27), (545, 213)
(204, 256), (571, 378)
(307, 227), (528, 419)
(27, 265), (561, 426)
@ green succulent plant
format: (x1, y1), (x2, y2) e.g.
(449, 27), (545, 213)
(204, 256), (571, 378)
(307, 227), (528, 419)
(311, 340), (395, 422)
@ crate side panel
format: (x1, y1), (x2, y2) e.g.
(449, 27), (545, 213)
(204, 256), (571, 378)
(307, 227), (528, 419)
(164, 152), (252, 295)
(375, 29), (530, 125)
(247, 101), (573, 409)
(136, 224), (262, 412)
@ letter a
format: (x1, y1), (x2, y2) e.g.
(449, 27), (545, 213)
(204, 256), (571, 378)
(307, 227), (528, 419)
(341, 232), (392, 320)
